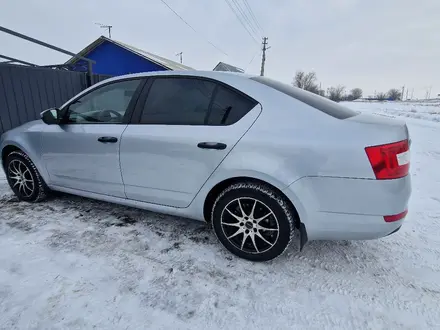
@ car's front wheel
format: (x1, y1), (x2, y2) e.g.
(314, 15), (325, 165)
(5, 151), (48, 202)
(212, 182), (296, 262)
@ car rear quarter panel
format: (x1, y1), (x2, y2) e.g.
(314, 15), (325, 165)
(222, 77), (411, 181)
(208, 80), (366, 182)
(191, 75), (411, 226)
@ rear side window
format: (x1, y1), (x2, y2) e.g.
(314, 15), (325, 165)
(250, 76), (357, 119)
(140, 77), (257, 125)
(207, 86), (257, 125)
(140, 78), (215, 125)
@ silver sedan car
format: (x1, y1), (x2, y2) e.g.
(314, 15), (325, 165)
(0, 71), (411, 261)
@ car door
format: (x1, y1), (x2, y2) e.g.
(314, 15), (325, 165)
(41, 78), (145, 198)
(119, 76), (261, 207)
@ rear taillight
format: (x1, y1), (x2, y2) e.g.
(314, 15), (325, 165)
(365, 139), (410, 180)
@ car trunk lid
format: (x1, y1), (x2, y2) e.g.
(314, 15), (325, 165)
(346, 112), (410, 145)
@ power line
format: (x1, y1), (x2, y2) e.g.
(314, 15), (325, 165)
(223, 0), (259, 44)
(248, 48), (259, 64)
(159, 0), (228, 56)
(244, 47), (260, 72)
(242, 0), (264, 34)
(229, 0), (261, 40)
(230, 0), (259, 36)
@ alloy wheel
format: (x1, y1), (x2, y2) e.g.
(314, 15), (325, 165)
(220, 197), (279, 254)
(7, 159), (35, 198)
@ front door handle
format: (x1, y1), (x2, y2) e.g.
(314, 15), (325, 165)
(197, 142), (227, 150)
(98, 136), (118, 143)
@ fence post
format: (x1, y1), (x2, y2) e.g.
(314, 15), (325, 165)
(87, 61), (94, 87)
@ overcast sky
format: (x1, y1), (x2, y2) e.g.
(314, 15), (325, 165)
(1, 0), (439, 98)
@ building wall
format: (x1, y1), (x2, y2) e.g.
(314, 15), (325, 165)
(74, 41), (168, 76)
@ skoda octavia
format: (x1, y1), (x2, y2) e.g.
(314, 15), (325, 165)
(0, 71), (411, 261)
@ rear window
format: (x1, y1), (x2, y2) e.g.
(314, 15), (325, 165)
(250, 76), (358, 119)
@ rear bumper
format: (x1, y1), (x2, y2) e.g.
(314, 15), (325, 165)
(283, 175), (411, 241)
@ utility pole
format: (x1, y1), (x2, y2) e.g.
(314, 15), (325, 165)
(260, 37), (270, 76)
(95, 23), (113, 38)
(401, 86), (405, 101)
(176, 52), (183, 64)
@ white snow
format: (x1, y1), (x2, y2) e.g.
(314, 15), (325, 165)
(344, 100), (440, 123)
(1, 101), (440, 329)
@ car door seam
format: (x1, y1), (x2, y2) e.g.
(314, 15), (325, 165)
(118, 123), (130, 197)
(187, 103), (264, 207)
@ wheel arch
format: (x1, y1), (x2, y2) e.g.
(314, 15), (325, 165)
(203, 176), (301, 229)
(1, 144), (21, 170)
(1, 141), (49, 184)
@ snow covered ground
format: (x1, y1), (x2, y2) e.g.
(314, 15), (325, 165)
(347, 100), (440, 123)
(1, 101), (440, 329)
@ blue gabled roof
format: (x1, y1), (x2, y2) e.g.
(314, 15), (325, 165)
(67, 36), (193, 71)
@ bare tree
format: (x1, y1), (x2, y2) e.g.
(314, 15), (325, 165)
(328, 85), (345, 102)
(350, 88), (363, 100)
(293, 71), (319, 94)
(388, 88), (402, 101)
(376, 92), (387, 101)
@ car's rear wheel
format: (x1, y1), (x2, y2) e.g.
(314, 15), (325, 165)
(211, 182), (295, 262)
(5, 151), (48, 202)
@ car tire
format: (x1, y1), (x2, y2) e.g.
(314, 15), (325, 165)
(212, 182), (295, 262)
(5, 151), (48, 203)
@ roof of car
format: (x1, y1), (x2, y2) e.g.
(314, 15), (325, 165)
(95, 70), (254, 86)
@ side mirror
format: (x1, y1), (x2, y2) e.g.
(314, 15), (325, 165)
(40, 108), (60, 125)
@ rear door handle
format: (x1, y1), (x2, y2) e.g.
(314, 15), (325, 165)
(98, 136), (118, 143)
(197, 142), (227, 150)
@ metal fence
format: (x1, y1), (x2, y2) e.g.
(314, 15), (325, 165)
(0, 64), (111, 134)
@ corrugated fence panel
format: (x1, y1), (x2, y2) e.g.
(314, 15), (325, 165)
(57, 70), (70, 106)
(28, 70), (43, 118)
(2, 67), (21, 130)
(0, 73), (12, 132)
(13, 67), (30, 123)
(0, 64), (110, 134)
(44, 70), (57, 107)
(35, 69), (50, 110)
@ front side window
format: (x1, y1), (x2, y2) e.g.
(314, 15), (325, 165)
(66, 79), (141, 124)
(140, 78), (215, 125)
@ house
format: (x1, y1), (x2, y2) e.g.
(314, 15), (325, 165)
(213, 61), (244, 73)
(66, 36), (193, 76)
